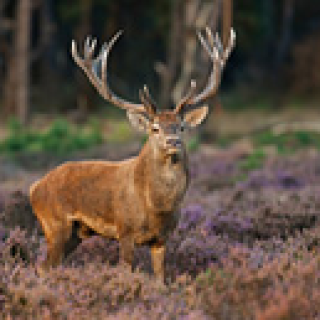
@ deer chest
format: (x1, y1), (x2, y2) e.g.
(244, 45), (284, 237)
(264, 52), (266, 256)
(135, 209), (180, 245)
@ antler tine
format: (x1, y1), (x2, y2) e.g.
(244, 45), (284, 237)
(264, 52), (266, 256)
(213, 31), (223, 57)
(174, 27), (236, 113)
(100, 30), (122, 86)
(71, 31), (146, 114)
(195, 27), (235, 103)
(88, 37), (97, 60)
(205, 27), (215, 52)
(174, 80), (197, 114)
(223, 28), (236, 61)
(143, 85), (157, 113)
(84, 36), (91, 59)
(71, 40), (82, 65)
(143, 85), (153, 102)
(198, 30), (215, 60)
(139, 85), (156, 115)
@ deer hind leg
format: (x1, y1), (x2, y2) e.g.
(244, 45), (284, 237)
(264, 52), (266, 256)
(151, 243), (165, 282)
(63, 221), (85, 258)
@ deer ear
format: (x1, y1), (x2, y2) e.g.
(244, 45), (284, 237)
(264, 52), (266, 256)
(183, 105), (208, 128)
(127, 111), (150, 132)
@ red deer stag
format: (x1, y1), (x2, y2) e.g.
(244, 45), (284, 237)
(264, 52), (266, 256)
(30, 27), (235, 281)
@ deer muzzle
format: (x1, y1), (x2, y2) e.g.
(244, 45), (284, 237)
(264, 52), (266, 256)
(165, 136), (183, 154)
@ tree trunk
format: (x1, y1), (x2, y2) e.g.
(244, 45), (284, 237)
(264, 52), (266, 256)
(157, 0), (185, 108)
(275, 0), (295, 68)
(16, 0), (32, 124)
(37, 0), (58, 110)
(3, 57), (16, 118)
(172, 0), (219, 106)
(3, 0), (32, 123)
(213, 0), (232, 115)
(74, 0), (94, 120)
(1, 1), (16, 119)
(157, 0), (221, 109)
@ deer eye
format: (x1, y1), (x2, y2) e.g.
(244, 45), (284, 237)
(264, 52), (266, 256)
(152, 124), (160, 133)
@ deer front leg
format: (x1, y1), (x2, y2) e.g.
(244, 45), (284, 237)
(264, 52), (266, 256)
(151, 243), (165, 282)
(37, 222), (72, 275)
(119, 235), (134, 271)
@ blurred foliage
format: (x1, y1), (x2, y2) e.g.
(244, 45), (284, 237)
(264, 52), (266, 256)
(0, 118), (103, 156)
(236, 129), (320, 172)
(239, 148), (266, 171)
(106, 121), (133, 143)
(290, 30), (320, 96)
(255, 130), (320, 153)
(187, 135), (201, 152)
(55, 0), (172, 98)
(1, 0), (320, 118)
(221, 89), (277, 111)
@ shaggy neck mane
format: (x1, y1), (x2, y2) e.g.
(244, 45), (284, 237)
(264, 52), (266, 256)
(133, 138), (188, 212)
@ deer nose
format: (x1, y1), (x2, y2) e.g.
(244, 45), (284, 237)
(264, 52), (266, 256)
(166, 137), (182, 148)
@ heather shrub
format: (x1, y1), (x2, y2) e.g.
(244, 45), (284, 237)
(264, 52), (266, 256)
(2, 149), (320, 318)
(1, 258), (202, 319)
(107, 305), (209, 320)
(189, 151), (241, 190)
(210, 187), (320, 241)
(67, 236), (120, 266)
(0, 227), (38, 265)
(1, 190), (40, 236)
(194, 249), (320, 320)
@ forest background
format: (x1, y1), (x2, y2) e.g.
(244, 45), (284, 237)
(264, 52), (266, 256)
(0, 0), (319, 150)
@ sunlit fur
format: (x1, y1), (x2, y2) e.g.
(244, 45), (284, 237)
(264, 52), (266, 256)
(30, 109), (198, 282)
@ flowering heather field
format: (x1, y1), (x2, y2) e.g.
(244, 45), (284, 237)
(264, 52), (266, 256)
(2, 146), (320, 319)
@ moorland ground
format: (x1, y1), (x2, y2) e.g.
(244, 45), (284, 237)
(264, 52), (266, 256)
(2, 112), (320, 319)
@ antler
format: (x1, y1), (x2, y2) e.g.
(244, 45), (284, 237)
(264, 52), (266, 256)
(174, 27), (236, 114)
(71, 31), (148, 114)
(139, 85), (157, 115)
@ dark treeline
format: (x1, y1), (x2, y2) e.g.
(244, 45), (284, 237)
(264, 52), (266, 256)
(0, 0), (320, 123)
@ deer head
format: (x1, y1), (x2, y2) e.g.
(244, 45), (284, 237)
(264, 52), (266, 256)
(71, 27), (236, 157)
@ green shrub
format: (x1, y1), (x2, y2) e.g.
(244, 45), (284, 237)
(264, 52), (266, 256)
(187, 135), (200, 152)
(239, 148), (266, 171)
(0, 118), (104, 156)
(254, 130), (320, 153)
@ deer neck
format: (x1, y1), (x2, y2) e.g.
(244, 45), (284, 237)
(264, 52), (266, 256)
(135, 139), (189, 212)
